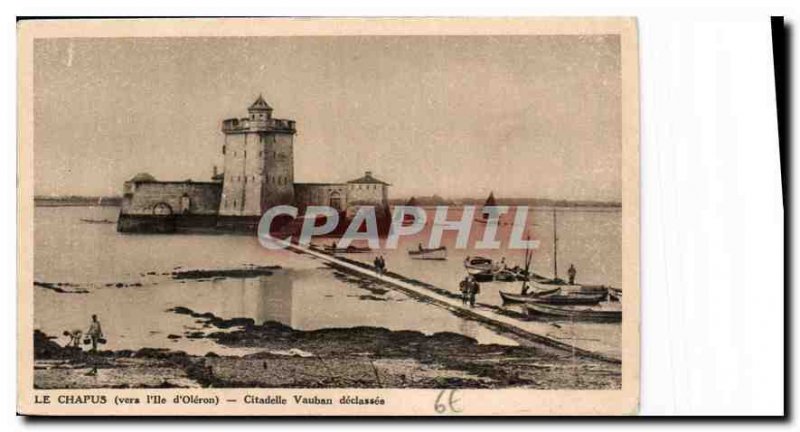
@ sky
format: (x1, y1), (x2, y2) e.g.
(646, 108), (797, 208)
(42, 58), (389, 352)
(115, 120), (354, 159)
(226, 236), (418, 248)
(33, 35), (621, 201)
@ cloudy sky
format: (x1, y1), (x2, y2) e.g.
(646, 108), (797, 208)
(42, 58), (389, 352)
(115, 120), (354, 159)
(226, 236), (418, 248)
(34, 35), (621, 201)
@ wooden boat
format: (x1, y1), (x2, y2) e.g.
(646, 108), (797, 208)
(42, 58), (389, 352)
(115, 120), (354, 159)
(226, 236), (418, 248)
(463, 256), (494, 275)
(530, 280), (609, 296)
(524, 303), (622, 323)
(472, 272), (494, 283)
(501, 267), (536, 281)
(499, 287), (561, 304)
(569, 284), (609, 294)
(493, 269), (518, 282)
(80, 218), (114, 224)
(322, 245), (372, 254)
(529, 292), (606, 306)
(609, 287), (622, 301)
(408, 246), (447, 260)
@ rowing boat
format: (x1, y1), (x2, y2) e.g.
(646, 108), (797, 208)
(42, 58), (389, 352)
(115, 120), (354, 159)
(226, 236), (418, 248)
(499, 287), (561, 304)
(530, 280), (609, 296)
(80, 218), (115, 224)
(463, 256), (495, 276)
(524, 303), (622, 323)
(408, 246), (447, 260)
(493, 269), (518, 282)
(529, 292), (606, 305)
(321, 245), (372, 254)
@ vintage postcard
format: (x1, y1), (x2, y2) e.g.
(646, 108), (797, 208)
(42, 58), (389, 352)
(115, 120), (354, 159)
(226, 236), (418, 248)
(17, 18), (640, 416)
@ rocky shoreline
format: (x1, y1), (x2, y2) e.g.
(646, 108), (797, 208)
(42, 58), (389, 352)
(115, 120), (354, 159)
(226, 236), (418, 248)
(34, 308), (621, 389)
(34, 261), (620, 390)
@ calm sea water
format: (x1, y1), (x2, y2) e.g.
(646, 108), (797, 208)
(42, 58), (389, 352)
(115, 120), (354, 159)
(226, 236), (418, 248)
(34, 206), (622, 358)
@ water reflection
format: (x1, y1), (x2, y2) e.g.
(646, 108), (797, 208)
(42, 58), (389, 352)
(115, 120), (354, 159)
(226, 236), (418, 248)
(211, 273), (295, 328)
(199, 268), (517, 346)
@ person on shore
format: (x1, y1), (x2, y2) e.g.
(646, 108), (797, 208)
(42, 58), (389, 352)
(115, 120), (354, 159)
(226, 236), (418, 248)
(568, 264), (577, 285)
(459, 276), (470, 305)
(63, 329), (83, 348)
(379, 256), (387, 275)
(467, 277), (480, 308)
(86, 314), (103, 353)
(374, 256), (386, 276)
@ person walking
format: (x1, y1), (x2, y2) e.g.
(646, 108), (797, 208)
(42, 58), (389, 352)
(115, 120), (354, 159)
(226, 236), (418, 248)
(568, 264), (577, 285)
(468, 277), (480, 308)
(459, 276), (470, 305)
(86, 314), (103, 353)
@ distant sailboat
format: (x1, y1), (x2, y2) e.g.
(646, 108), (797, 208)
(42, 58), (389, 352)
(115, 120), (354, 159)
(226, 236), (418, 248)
(475, 192), (497, 223)
(402, 196), (418, 226)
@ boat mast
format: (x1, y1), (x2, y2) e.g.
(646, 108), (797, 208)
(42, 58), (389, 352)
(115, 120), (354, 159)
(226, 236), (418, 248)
(552, 208), (558, 280)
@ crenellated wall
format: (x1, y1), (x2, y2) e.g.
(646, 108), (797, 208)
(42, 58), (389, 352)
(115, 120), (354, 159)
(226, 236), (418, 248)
(219, 116), (296, 217)
(117, 98), (389, 235)
(347, 183), (388, 207)
(120, 181), (221, 216)
(294, 183), (349, 212)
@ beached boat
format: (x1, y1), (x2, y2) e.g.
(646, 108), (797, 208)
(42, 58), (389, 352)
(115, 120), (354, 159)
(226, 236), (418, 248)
(321, 245), (372, 254)
(463, 256), (495, 276)
(529, 280), (609, 296)
(408, 246), (447, 260)
(524, 303), (622, 323)
(501, 282), (605, 305)
(80, 218), (115, 224)
(609, 287), (622, 301)
(499, 287), (561, 304)
(529, 292), (606, 306)
(492, 268), (518, 282)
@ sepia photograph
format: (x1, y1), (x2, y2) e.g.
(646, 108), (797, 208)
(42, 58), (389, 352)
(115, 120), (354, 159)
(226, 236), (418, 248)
(17, 18), (640, 415)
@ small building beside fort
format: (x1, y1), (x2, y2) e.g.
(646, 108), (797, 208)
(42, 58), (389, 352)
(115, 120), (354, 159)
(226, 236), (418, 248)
(118, 95), (390, 233)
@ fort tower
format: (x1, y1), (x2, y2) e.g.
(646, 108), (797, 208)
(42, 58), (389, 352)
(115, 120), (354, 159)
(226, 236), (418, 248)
(219, 95), (297, 217)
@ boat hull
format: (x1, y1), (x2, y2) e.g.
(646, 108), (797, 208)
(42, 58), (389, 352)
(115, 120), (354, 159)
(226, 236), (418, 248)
(464, 257), (494, 276)
(316, 246), (372, 254)
(524, 303), (622, 323)
(530, 281), (609, 296)
(530, 292), (606, 305)
(408, 247), (447, 260)
(499, 287), (561, 304)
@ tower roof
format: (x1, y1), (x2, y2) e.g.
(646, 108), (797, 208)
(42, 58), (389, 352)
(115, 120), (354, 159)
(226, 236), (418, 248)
(347, 171), (390, 185)
(130, 172), (156, 183)
(248, 94), (273, 111)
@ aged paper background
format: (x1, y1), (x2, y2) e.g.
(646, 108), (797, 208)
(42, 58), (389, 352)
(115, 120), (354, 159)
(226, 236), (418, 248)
(18, 17), (639, 416)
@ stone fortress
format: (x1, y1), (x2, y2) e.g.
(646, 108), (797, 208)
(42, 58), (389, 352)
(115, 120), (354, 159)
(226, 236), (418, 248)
(118, 95), (390, 233)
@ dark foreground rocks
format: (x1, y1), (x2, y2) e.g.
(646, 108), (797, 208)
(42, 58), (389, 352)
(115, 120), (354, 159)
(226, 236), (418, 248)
(33, 309), (621, 389)
(171, 265), (281, 280)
